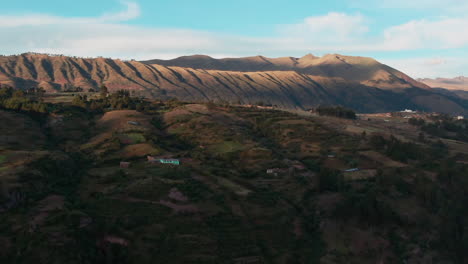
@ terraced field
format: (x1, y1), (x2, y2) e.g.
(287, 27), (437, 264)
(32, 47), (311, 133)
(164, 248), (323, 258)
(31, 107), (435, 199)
(1, 101), (468, 263)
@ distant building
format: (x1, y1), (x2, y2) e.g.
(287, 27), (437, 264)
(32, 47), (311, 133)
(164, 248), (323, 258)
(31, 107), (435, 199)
(120, 162), (131, 168)
(457, 116), (464, 120)
(344, 168), (359, 172)
(266, 169), (278, 174)
(401, 109), (416, 113)
(266, 168), (289, 176)
(127, 121), (140, 126)
(266, 168), (280, 176)
(159, 159), (180, 165)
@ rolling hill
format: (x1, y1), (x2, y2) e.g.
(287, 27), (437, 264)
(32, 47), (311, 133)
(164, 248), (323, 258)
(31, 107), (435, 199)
(2, 95), (468, 263)
(0, 53), (467, 114)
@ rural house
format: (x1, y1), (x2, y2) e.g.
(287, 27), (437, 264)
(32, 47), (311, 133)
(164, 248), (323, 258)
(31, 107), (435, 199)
(159, 159), (180, 165)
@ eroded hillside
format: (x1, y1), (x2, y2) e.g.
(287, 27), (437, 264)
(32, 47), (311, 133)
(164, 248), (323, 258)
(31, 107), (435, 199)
(1, 53), (467, 114)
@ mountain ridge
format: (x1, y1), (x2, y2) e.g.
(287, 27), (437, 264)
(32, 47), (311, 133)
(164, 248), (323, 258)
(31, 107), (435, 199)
(0, 53), (466, 114)
(142, 54), (430, 90)
(418, 76), (468, 91)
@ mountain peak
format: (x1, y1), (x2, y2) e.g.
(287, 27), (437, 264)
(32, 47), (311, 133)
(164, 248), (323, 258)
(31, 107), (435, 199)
(300, 53), (319, 61)
(177, 55), (214, 60)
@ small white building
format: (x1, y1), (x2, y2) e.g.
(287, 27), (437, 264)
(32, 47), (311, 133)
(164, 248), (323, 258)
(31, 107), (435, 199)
(457, 116), (464, 120)
(127, 121), (141, 126)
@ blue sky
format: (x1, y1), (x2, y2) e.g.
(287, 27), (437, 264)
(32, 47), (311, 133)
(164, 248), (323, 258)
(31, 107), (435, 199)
(1, 0), (467, 78)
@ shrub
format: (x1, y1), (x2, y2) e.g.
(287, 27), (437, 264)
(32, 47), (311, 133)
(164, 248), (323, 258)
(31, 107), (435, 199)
(316, 105), (357, 119)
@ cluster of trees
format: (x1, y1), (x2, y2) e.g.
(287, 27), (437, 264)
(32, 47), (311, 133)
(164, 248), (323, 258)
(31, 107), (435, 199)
(315, 105), (357, 119)
(335, 185), (398, 226)
(0, 86), (48, 113)
(63, 86), (84, 93)
(0, 84), (159, 118)
(369, 135), (421, 162)
(25, 87), (46, 96)
(409, 117), (468, 142)
(71, 87), (149, 112)
(369, 134), (448, 166)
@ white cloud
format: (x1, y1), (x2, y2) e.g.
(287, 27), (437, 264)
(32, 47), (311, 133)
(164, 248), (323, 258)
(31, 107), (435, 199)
(277, 12), (468, 52)
(382, 18), (468, 50)
(0, 1), (140, 27)
(280, 12), (368, 42)
(99, 1), (140, 22)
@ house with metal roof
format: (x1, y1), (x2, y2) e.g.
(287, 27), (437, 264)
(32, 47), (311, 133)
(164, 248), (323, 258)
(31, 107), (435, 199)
(159, 159), (180, 165)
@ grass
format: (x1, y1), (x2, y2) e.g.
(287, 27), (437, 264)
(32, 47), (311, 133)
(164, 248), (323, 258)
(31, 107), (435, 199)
(209, 141), (245, 154)
(0, 155), (6, 164)
(126, 133), (146, 144)
(42, 96), (75, 103)
(217, 177), (251, 196)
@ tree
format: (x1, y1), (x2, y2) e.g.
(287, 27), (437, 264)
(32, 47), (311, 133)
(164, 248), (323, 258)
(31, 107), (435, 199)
(12, 90), (25, 98)
(418, 132), (426, 142)
(72, 95), (87, 108)
(37, 87), (46, 98)
(100, 85), (109, 99)
(0, 86), (13, 99)
(316, 105), (356, 119)
(136, 103), (144, 112)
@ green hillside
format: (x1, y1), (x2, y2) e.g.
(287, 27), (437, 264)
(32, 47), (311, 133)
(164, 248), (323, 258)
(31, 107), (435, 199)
(1, 90), (468, 263)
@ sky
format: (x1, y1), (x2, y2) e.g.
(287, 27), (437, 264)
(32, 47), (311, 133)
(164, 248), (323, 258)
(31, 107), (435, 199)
(0, 0), (467, 78)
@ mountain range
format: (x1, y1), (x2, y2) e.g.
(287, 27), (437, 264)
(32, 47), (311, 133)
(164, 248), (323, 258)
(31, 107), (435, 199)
(418, 76), (468, 91)
(0, 53), (467, 114)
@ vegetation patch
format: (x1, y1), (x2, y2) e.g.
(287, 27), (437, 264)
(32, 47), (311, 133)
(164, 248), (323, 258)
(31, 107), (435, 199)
(217, 177), (251, 196)
(118, 133), (146, 144)
(209, 141), (245, 154)
(0, 155), (6, 164)
(118, 144), (160, 159)
(315, 105), (357, 119)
